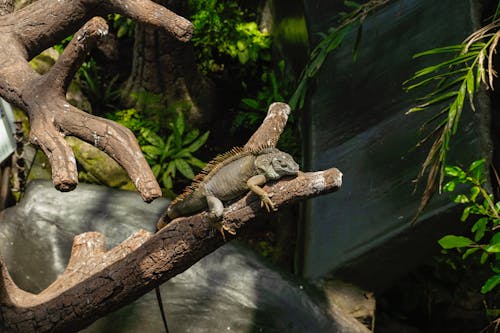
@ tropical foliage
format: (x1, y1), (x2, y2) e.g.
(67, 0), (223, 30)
(439, 160), (500, 293)
(404, 21), (500, 215)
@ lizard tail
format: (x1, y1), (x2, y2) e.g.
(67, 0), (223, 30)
(156, 210), (171, 230)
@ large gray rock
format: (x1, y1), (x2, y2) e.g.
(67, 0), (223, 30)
(0, 180), (368, 333)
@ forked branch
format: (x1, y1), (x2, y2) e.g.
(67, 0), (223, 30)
(0, 103), (342, 332)
(0, 0), (194, 201)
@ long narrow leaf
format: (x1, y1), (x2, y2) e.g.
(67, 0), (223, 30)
(185, 131), (209, 153)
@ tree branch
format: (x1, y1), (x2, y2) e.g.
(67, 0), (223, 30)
(0, 167), (342, 333)
(0, 0), (193, 201)
(0, 100), (343, 332)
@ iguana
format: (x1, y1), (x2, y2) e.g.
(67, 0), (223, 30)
(156, 146), (300, 230)
(154, 146), (299, 333)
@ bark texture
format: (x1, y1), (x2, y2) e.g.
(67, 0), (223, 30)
(122, 0), (215, 127)
(0, 0), (194, 202)
(0, 103), (342, 332)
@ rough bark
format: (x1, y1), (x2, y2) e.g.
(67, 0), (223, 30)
(0, 103), (342, 332)
(122, 0), (215, 127)
(0, 0), (13, 15)
(0, 0), (193, 201)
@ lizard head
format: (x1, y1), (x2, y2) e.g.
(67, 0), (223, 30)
(256, 149), (300, 180)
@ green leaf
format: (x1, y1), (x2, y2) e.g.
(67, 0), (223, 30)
(413, 91), (458, 109)
(470, 186), (481, 202)
(174, 159), (195, 179)
(465, 70), (475, 111)
(141, 128), (164, 147)
(166, 161), (176, 178)
(462, 247), (480, 259)
(481, 251), (489, 264)
(481, 274), (500, 294)
(471, 217), (488, 242)
(241, 98), (260, 110)
(460, 206), (471, 222)
(175, 113), (185, 136)
(438, 235), (475, 249)
(184, 129), (200, 145)
(454, 194), (469, 204)
(468, 159), (485, 173)
(185, 131), (209, 153)
(151, 164), (162, 178)
(491, 232), (500, 244)
(445, 165), (465, 178)
(141, 145), (162, 158)
(189, 156), (206, 169)
(486, 244), (500, 253)
(443, 180), (457, 192)
(161, 172), (173, 190)
(413, 45), (464, 58)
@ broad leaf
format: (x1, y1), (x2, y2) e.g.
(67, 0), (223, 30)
(438, 235), (474, 249)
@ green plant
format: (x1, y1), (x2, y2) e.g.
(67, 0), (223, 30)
(78, 58), (121, 114)
(140, 113), (208, 197)
(439, 159), (500, 294)
(404, 19), (500, 217)
(235, 60), (289, 129)
(108, 13), (135, 39)
(188, 0), (270, 73)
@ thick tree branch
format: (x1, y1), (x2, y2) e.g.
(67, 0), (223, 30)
(0, 101), (343, 332)
(0, 0), (194, 201)
(0, 168), (342, 333)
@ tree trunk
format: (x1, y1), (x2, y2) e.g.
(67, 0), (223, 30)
(123, 0), (215, 127)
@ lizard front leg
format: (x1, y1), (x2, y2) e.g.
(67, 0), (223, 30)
(205, 194), (232, 239)
(247, 174), (277, 212)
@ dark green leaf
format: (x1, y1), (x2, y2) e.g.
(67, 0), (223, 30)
(472, 217), (488, 242)
(241, 98), (260, 110)
(141, 128), (164, 147)
(481, 251), (489, 264)
(175, 159), (195, 179)
(189, 156), (206, 169)
(151, 164), (161, 178)
(184, 129), (200, 145)
(462, 247), (480, 259)
(162, 172), (173, 190)
(185, 131), (209, 153)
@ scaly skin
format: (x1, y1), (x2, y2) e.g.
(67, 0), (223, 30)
(157, 147), (299, 230)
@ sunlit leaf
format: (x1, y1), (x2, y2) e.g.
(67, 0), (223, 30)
(438, 235), (475, 249)
(481, 274), (500, 293)
(141, 145), (162, 158)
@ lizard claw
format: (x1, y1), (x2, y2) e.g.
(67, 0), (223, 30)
(260, 195), (277, 212)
